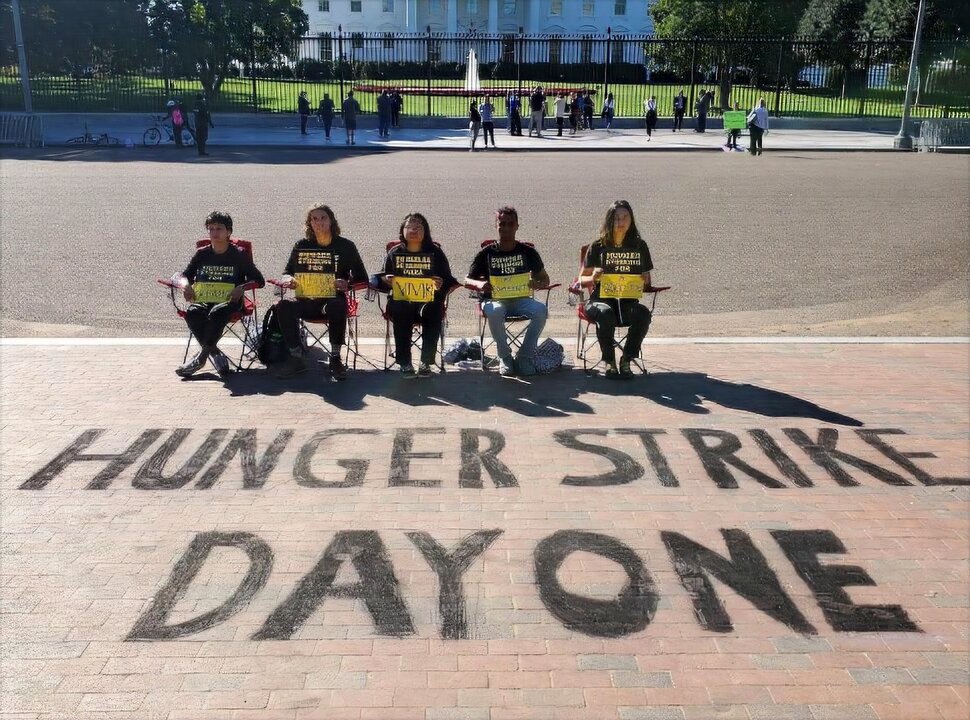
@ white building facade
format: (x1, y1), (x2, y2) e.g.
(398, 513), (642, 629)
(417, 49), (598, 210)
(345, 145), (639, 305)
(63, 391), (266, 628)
(304, 0), (655, 36)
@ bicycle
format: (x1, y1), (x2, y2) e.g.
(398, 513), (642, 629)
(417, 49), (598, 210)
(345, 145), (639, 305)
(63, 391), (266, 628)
(66, 122), (120, 146)
(143, 115), (195, 147)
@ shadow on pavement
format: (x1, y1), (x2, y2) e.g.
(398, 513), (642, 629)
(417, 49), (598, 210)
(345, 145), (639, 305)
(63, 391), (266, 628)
(0, 147), (396, 165)
(215, 362), (862, 425)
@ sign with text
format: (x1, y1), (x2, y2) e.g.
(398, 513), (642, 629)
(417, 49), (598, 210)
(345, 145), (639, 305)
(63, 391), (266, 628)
(491, 272), (531, 300)
(724, 110), (747, 130)
(294, 272), (336, 299)
(600, 273), (643, 300)
(191, 281), (234, 304)
(392, 276), (436, 302)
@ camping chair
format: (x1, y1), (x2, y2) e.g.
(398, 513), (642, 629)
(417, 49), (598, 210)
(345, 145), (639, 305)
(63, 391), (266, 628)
(469, 240), (560, 371)
(568, 243), (670, 376)
(372, 240), (460, 371)
(158, 238), (260, 372)
(266, 277), (369, 369)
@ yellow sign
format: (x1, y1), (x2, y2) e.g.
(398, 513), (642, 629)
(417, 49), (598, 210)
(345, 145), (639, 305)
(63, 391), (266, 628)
(600, 273), (643, 300)
(392, 276), (436, 303)
(490, 272), (531, 300)
(295, 272), (336, 299)
(192, 281), (234, 304)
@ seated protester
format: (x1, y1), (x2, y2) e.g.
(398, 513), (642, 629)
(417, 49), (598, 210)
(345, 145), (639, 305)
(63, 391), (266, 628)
(384, 213), (457, 379)
(273, 204), (368, 380)
(579, 200), (654, 379)
(464, 206), (550, 377)
(176, 210), (265, 377)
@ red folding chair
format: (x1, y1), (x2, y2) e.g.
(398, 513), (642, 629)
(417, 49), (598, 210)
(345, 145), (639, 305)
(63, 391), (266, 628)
(469, 239), (560, 371)
(373, 240), (459, 371)
(568, 243), (670, 375)
(158, 238), (260, 371)
(266, 278), (369, 369)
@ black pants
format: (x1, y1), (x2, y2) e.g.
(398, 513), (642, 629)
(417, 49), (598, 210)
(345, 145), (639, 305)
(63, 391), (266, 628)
(392, 110), (400, 127)
(300, 114), (309, 134)
(196, 127), (208, 154)
(388, 298), (443, 366)
(645, 111), (657, 136)
(173, 123), (184, 147)
(727, 129), (740, 148)
(583, 109), (593, 129)
(749, 125), (764, 154)
(185, 301), (240, 351)
(482, 121), (495, 146)
(321, 116), (332, 137)
(673, 110), (684, 131)
(510, 110), (522, 136)
(696, 111), (707, 132)
(584, 300), (652, 365)
(276, 296), (347, 350)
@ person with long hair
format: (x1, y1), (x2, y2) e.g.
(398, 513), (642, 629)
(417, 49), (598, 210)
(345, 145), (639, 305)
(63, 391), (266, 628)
(383, 213), (457, 378)
(273, 204), (368, 380)
(579, 200), (655, 379)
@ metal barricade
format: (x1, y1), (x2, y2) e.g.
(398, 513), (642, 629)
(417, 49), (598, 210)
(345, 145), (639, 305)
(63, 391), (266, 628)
(0, 113), (44, 147)
(917, 119), (970, 152)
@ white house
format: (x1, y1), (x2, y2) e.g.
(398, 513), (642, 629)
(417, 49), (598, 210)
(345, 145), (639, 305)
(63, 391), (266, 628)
(304, 0), (655, 36)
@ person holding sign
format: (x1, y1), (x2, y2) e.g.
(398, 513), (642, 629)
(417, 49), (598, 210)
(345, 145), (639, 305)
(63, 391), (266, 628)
(580, 200), (654, 379)
(465, 207), (550, 377)
(175, 211), (265, 378)
(724, 101), (744, 151)
(747, 97), (769, 156)
(273, 204), (368, 380)
(383, 213), (457, 378)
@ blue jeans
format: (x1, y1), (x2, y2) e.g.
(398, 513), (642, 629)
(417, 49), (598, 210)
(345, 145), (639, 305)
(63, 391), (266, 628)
(481, 296), (547, 361)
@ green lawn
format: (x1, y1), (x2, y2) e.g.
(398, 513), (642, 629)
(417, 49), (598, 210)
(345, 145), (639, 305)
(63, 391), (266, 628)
(1, 73), (966, 119)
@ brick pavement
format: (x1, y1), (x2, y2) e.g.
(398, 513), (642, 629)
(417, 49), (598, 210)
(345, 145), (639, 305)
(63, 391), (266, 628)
(1, 342), (967, 720)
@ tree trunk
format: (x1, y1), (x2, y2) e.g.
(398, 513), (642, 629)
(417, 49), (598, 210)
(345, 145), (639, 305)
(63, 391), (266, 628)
(719, 72), (732, 111)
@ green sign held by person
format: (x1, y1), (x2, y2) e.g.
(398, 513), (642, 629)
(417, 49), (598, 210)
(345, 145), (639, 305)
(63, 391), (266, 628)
(724, 111), (747, 130)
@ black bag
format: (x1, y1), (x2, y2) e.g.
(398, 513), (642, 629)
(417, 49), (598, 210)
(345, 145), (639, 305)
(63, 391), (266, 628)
(257, 302), (289, 366)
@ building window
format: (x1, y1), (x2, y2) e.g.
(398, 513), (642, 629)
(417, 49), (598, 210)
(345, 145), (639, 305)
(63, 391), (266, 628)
(549, 38), (561, 64)
(467, 0), (478, 13)
(383, 0), (394, 11)
(550, 0), (562, 16)
(502, 34), (515, 63)
(319, 33), (333, 61)
(429, 39), (441, 62)
(611, 38), (623, 64)
(383, 32), (394, 49)
(350, 0), (362, 12)
(614, 0), (626, 15)
(318, 0), (329, 11)
(582, 1), (594, 16)
(581, 38), (592, 64)
(352, 32), (364, 49)
(503, 0), (516, 15)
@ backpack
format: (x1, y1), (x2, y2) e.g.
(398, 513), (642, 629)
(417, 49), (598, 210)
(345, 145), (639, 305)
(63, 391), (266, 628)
(172, 108), (183, 125)
(257, 302), (289, 366)
(533, 338), (565, 373)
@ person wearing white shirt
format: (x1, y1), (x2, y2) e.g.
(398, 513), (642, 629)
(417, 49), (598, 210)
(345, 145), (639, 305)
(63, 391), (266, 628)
(554, 93), (568, 136)
(746, 97), (769, 156)
(644, 95), (658, 139)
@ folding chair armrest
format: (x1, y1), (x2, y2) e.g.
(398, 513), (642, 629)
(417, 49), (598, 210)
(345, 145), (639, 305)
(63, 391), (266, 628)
(267, 278), (291, 299)
(644, 285), (671, 294)
(238, 280), (261, 292)
(157, 278), (180, 290)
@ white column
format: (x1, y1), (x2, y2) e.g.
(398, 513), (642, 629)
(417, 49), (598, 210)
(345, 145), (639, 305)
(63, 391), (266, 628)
(406, 0), (417, 31)
(487, 0), (498, 33)
(447, 0), (458, 32)
(527, 0), (540, 33)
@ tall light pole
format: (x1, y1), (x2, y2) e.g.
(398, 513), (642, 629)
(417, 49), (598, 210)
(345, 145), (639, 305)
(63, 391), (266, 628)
(893, 0), (927, 150)
(11, 0), (33, 113)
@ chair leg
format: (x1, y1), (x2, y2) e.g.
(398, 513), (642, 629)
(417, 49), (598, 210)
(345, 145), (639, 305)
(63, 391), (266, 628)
(183, 332), (193, 363)
(384, 319), (393, 371)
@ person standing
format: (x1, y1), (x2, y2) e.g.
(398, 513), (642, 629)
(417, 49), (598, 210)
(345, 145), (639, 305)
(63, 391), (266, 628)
(377, 89), (392, 138)
(468, 100), (482, 152)
(644, 95), (658, 140)
(602, 92), (615, 131)
(318, 93), (335, 140)
(165, 99), (186, 147)
(672, 89), (686, 132)
(569, 92), (582, 134)
(479, 96), (496, 149)
(747, 97), (769, 156)
(273, 204), (368, 381)
(464, 207), (551, 377)
(695, 89), (713, 133)
(193, 94), (213, 156)
(554, 92), (567, 137)
(342, 91), (360, 145)
(528, 85), (545, 137)
(725, 101), (742, 150)
(582, 90), (595, 130)
(507, 92), (522, 136)
(391, 90), (403, 128)
(298, 91), (311, 135)
(579, 200), (654, 379)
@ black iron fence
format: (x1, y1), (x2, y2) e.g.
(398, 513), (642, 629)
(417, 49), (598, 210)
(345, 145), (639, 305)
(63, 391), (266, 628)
(2, 31), (967, 119)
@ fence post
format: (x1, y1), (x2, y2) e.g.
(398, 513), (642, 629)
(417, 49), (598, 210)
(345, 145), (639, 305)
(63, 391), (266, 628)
(603, 26), (612, 99)
(426, 26), (432, 117)
(338, 25), (345, 103)
(857, 35), (873, 117)
(688, 37), (697, 116)
(773, 39), (784, 117)
(249, 24), (258, 113)
(516, 28), (523, 99)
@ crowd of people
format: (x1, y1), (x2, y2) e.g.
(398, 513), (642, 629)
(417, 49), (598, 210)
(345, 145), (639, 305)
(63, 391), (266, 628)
(171, 201), (656, 382)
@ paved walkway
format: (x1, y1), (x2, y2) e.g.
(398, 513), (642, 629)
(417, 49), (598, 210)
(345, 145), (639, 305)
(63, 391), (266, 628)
(2, 340), (967, 719)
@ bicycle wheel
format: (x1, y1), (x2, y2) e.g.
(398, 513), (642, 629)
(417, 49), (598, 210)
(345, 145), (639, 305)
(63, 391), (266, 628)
(143, 128), (161, 146)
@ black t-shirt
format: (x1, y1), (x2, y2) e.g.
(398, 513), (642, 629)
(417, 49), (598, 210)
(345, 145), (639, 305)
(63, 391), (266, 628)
(183, 243), (264, 304)
(583, 237), (654, 302)
(468, 241), (544, 301)
(383, 243), (455, 301)
(283, 236), (368, 286)
(530, 91), (546, 111)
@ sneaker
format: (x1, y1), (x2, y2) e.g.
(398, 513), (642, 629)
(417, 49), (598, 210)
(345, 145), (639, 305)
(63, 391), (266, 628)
(274, 353), (307, 379)
(417, 362), (433, 378)
(175, 351), (208, 377)
(211, 351), (231, 377)
(400, 363), (416, 379)
(516, 355), (537, 377)
(329, 355), (347, 381)
(497, 356), (516, 377)
(619, 357), (634, 379)
(604, 362), (620, 379)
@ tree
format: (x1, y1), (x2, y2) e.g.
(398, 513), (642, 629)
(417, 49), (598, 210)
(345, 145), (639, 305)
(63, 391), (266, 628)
(144, 0), (308, 100)
(650, 0), (809, 108)
(797, 0), (867, 99)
